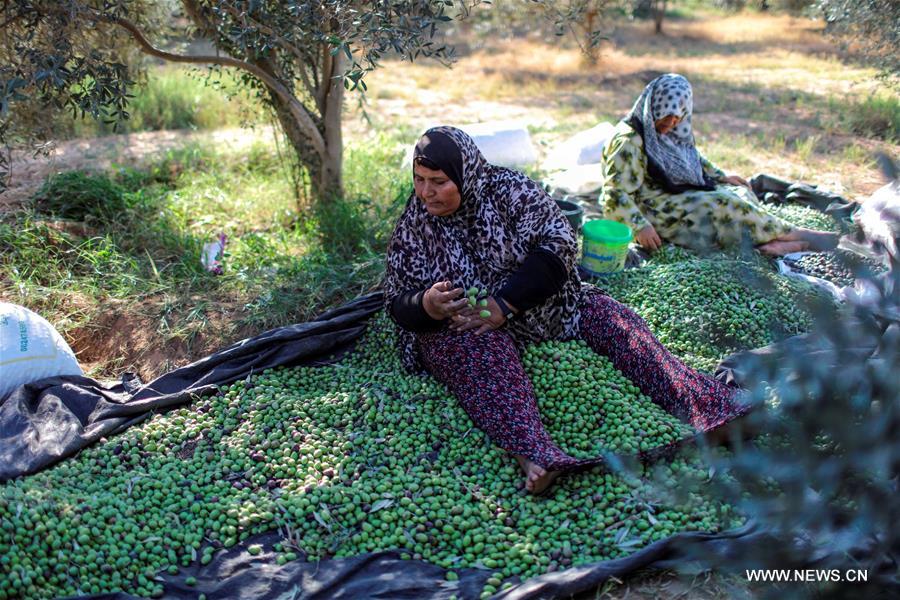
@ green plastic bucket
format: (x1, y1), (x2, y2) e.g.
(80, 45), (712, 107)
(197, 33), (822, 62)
(581, 219), (632, 275)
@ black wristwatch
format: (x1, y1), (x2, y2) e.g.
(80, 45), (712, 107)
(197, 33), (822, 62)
(494, 296), (515, 321)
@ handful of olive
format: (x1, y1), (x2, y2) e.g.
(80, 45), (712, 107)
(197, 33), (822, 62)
(464, 286), (492, 318)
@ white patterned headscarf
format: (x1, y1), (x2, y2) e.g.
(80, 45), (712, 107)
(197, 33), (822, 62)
(626, 74), (712, 191)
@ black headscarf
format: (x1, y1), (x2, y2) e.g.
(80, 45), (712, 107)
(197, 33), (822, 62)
(413, 130), (465, 198)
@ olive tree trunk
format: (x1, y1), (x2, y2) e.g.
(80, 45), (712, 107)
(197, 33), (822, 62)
(112, 6), (347, 204)
(653, 0), (667, 35)
(259, 51), (346, 202)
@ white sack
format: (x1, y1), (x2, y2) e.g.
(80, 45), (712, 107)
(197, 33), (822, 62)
(0, 303), (83, 400)
(775, 252), (846, 303)
(404, 121), (538, 168)
(543, 163), (605, 196)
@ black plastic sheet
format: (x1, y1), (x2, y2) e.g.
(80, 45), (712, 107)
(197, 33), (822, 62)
(62, 524), (766, 600)
(750, 173), (858, 223)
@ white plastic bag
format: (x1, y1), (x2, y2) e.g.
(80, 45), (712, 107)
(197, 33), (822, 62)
(543, 163), (605, 196)
(403, 121), (538, 168)
(0, 303), (83, 400)
(542, 122), (616, 172)
(775, 252), (845, 303)
(460, 121), (538, 167)
(201, 233), (227, 275)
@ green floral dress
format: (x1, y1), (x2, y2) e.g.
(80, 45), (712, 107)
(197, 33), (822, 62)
(599, 121), (792, 250)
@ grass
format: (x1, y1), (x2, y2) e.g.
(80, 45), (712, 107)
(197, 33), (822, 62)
(0, 132), (411, 377)
(829, 91), (900, 142)
(58, 66), (264, 138)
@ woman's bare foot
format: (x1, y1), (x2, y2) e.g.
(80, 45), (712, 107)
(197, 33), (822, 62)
(757, 240), (808, 256)
(514, 455), (562, 495)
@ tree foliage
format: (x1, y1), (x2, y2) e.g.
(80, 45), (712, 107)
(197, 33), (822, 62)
(631, 0), (668, 34)
(815, 0), (900, 79)
(674, 217), (900, 595)
(0, 0), (476, 200)
(466, 0), (624, 64)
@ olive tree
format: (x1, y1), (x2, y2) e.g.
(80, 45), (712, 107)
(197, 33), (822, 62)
(632, 0), (668, 35)
(815, 0), (900, 78)
(535, 0), (624, 64)
(0, 0), (477, 200)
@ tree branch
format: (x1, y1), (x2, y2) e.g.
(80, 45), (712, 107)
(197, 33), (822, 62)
(218, 1), (320, 103)
(107, 14), (326, 158)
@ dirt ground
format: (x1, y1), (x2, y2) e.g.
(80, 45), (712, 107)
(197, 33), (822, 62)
(67, 297), (256, 383)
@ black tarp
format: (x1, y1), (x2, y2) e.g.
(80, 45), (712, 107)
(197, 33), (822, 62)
(750, 173), (858, 223)
(64, 524), (765, 600)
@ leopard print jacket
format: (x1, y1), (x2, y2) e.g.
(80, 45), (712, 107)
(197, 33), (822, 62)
(384, 126), (584, 371)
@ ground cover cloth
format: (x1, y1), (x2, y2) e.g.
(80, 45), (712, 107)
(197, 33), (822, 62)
(749, 173), (857, 222)
(65, 524), (764, 600)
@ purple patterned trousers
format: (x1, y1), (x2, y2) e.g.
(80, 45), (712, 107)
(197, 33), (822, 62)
(416, 291), (746, 470)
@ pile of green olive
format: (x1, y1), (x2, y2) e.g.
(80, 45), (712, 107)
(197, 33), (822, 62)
(600, 257), (831, 371)
(759, 200), (839, 232)
(0, 314), (741, 600)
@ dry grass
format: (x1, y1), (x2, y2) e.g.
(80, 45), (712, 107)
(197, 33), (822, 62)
(358, 13), (898, 198)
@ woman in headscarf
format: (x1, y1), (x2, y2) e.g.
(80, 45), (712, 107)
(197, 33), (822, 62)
(384, 125), (749, 495)
(600, 73), (837, 256)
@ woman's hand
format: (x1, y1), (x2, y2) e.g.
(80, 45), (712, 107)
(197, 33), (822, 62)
(422, 281), (469, 321)
(449, 296), (512, 335)
(635, 225), (662, 251)
(721, 174), (751, 189)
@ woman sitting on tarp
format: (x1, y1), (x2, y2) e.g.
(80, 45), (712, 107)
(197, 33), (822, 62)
(384, 126), (749, 495)
(600, 73), (837, 256)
